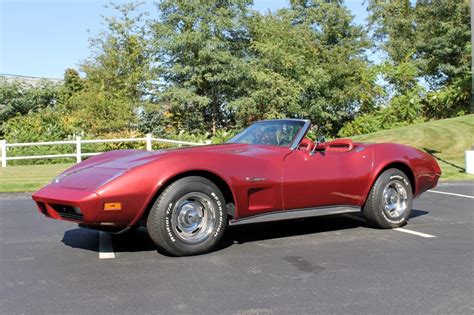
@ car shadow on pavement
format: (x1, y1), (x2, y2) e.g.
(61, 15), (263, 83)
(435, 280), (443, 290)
(61, 209), (430, 254)
(61, 228), (100, 252)
(222, 209), (429, 246)
(224, 213), (365, 246)
(410, 209), (429, 219)
(61, 227), (157, 253)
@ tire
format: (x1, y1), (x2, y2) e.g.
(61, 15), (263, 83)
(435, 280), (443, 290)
(362, 168), (413, 229)
(146, 176), (227, 256)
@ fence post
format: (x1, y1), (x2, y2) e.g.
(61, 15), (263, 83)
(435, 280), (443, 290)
(466, 148), (474, 174)
(146, 134), (152, 151)
(1, 140), (6, 167)
(76, 136), (82, 163)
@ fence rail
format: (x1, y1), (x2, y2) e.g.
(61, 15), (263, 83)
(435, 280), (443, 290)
(0, 134), (208, 167)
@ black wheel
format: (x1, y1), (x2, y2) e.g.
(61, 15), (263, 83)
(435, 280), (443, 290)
(362, 168), (413, 228)
(146, 176), (227, 256)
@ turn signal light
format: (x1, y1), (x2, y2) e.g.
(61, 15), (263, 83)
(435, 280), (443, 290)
(104, 202), (122, 211)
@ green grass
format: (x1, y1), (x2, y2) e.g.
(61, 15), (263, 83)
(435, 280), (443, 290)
(352, 114), (474, 181)
(0, 163), (73, 192)
(1, 115), (473, 192)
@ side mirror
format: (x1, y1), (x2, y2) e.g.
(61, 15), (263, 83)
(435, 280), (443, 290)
(317, 136), (326, 145)
(310, 136), (326, 155)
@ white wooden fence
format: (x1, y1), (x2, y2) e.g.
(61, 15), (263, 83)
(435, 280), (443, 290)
(0, 134), (208, 167)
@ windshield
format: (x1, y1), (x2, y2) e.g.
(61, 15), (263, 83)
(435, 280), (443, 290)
(227, 120), (306, 147)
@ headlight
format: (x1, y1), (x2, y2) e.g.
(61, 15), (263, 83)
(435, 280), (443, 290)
(52, 173), (68, 184)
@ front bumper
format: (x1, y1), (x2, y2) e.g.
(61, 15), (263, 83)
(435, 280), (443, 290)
(32, 183), (147, 229)
(32, 186), (101, 224)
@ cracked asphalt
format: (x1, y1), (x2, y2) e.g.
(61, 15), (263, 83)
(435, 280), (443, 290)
(1, 181), (473, 314)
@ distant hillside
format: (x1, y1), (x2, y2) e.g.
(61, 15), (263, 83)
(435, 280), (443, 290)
(352, 115), (474, 181)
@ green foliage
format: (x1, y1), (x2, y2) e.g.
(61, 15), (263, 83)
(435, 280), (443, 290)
(423, 74), (472, 119)
(415, 0), (471, 85)
(67, 88), (138, 134)
(69, 2), (154, 134)
(368, 1), (471, 90)
(210, 129), (237, 144)
(339, 87), (425, 137)
(138, 109), (168, 136)
(368, 0), (417, 65)
(84, 2), (153, 101)
(352, 0), (472, 138)
(231, 0), (380, 135)
(2, 107), (81, 165)
(138, 108), (237, 146)
(338, 112), (382, 137)
(3, 107), (77, 143)
(1, 0), (471, 162)
(60, 68), (84, 102)
(0, 79), (61, 135)
(151, 0), (252, 134)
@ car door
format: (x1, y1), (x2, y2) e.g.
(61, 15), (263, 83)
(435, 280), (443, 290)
(281, 146), (373, 210)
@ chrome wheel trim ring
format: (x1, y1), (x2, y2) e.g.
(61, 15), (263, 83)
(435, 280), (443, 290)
(171, 192), (217, 244)
(382, 180), (408, 219)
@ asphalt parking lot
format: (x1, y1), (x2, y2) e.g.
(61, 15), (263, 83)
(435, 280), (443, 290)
(1, 181), (473, 314)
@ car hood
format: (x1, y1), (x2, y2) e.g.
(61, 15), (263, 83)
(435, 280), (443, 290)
(87, 143), (286, 169)
(51, 143), (283, 190)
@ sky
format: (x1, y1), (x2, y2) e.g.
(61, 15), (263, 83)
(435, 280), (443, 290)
(0, 0), (368, 79)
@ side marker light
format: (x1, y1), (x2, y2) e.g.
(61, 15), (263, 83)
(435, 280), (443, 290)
(104, 202), (122, 211)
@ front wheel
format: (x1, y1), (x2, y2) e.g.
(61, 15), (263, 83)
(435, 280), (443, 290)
(362, 168), (413, 228)
(147, 176), (227, 256)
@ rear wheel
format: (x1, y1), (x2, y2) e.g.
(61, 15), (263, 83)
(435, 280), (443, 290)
(147, 176), (227, 256)
(362, 168), (413, 228)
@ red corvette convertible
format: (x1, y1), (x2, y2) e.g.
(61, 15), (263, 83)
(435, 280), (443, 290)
(33, 119), (441, 256)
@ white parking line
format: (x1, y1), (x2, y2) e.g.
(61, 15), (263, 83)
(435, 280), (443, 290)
(344, 214), (436, 238)
(99, 232), (115, 259)
(393, 228), (436, 238)
(428, 190), (474, 199)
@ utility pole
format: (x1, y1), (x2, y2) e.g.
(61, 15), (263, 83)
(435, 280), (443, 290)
(471, 0), (473, 112)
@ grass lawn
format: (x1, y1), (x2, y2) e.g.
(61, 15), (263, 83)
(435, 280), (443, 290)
(352, 114), (474, 181)
(0, 163), (73, 193)
(0, 115), (473, 192)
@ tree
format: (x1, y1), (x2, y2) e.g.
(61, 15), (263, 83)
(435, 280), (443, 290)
(231, 0), (379, 135)
(62, 69), (83, 97)
(151, 0), (253, 134)
(71, 1), (154, 134)
(362, 0), (471, 129)
(0, 78), (60, 136)
(367, 0), (417, 65)
(415, 0), (471, 86)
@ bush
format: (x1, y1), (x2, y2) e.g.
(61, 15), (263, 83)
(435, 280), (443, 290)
(0, 79), (61, 136)
(2, 107), (82, 165)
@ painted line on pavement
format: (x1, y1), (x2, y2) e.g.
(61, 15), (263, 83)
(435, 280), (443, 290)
(393, 228), (436, 238)
(344, 214), (436, 238)
(428, 190), (474, 199)
(99, 231), (115, 259)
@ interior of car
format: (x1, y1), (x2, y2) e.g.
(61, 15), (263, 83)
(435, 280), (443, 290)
(298, 138), (354, 152)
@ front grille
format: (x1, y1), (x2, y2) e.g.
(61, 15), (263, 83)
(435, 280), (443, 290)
(50, 204), (84, 221)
